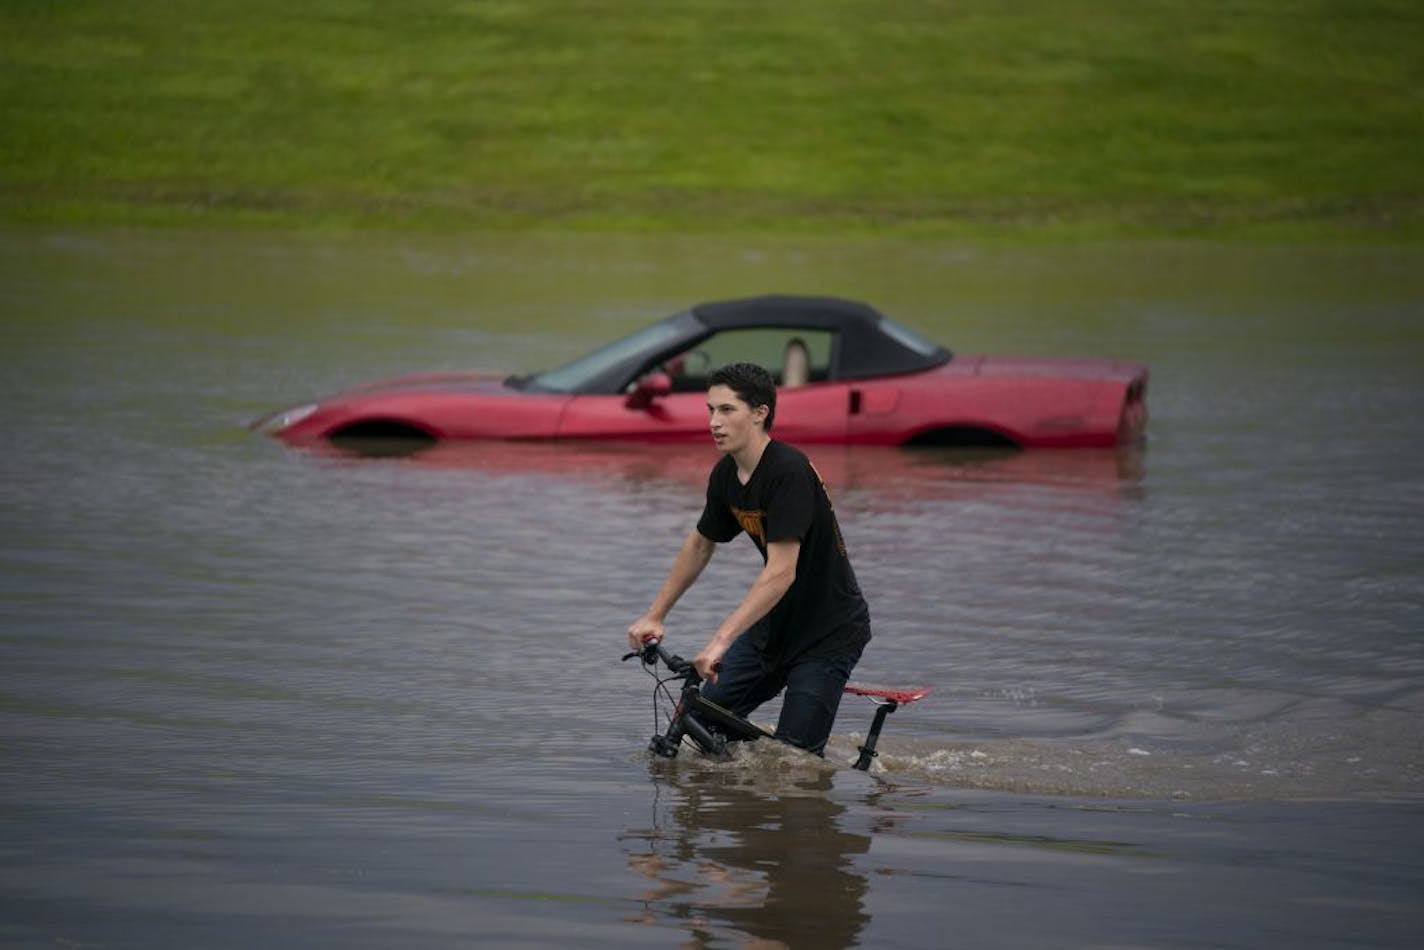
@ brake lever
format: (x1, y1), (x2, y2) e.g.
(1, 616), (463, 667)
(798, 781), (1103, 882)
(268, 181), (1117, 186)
(621, 638), (663, 664)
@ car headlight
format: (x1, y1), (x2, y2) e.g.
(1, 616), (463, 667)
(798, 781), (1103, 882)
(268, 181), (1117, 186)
(250, 402), (319, 435)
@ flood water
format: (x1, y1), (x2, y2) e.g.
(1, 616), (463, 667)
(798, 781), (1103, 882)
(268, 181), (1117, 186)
(2, 230), (1422, 948)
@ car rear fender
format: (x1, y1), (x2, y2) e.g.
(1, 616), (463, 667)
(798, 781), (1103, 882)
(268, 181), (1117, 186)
(850, 366), (1034, 447)
(1098, 367), (1149, 445)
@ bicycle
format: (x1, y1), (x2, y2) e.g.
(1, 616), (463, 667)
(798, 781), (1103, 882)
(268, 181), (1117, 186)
(622, 638), (930, 771)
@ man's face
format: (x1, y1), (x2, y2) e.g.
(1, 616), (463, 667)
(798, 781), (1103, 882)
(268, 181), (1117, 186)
(707, 384), (766, 455)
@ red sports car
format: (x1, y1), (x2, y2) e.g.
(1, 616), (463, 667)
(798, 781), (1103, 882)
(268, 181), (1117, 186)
(252, 295), (1147, 450)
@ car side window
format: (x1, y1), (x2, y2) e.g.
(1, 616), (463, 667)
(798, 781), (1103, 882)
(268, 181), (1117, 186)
(662, 329), (834, 392)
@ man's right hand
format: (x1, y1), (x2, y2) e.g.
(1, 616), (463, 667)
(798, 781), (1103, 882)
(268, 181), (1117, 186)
(627, 615), (665, 653)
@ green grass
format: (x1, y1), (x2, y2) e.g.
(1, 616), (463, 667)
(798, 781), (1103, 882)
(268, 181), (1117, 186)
(2, 0), (1421, 239)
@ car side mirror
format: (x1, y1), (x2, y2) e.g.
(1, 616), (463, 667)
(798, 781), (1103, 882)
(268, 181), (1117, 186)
(625, 371), (672, 410)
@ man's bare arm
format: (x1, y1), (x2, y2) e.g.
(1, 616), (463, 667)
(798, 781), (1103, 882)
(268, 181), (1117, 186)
(694, 538), (799, 681)
(627, 529), (717, 651)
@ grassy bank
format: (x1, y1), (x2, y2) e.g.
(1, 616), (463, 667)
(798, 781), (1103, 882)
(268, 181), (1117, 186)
(2, 0), (1421, 240)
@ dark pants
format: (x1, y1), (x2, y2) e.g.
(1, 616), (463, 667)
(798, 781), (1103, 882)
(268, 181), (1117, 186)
(699, 629), (866, 756)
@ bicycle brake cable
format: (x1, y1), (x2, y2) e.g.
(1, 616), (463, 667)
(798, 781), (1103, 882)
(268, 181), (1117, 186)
(643, 660), (681, 734)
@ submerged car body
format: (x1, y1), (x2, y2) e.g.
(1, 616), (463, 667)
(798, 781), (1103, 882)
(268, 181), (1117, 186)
(254, 295), (1148, 449)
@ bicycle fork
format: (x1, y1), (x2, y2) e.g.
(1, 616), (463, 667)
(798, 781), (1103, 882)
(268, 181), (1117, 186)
(649, 686), (727, 759)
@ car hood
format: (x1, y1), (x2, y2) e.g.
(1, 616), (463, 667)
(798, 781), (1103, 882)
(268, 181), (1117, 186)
(316, 370), (515, 400)
(248, 370), (516, 437)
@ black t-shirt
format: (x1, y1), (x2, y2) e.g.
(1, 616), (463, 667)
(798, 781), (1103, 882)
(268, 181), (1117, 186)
(696, 440), (871, 665)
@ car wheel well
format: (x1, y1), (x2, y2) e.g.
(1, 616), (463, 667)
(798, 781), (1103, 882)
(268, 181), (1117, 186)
(903, 426), (1020, 449)
(328, 419), (438, 456)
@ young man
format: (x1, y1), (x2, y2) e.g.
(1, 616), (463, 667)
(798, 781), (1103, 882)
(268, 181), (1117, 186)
(626, 362), (871, 755)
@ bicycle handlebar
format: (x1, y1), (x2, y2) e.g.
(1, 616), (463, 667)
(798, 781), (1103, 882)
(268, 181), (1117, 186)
(621, 638), (696, 677)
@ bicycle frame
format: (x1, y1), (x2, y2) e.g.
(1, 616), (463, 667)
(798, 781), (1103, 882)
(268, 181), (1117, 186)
(624, 640), (771, 760)
(623, 639), (930, 771)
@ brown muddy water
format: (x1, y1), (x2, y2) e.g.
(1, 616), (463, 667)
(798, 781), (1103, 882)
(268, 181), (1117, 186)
(1, 230), (1422, 948)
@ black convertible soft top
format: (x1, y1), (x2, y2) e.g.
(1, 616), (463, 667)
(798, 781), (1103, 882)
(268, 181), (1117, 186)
(525, 294), (950, 394)
(691, 295), (950, 380)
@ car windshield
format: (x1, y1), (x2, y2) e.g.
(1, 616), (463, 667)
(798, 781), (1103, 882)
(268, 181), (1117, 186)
(524, 318), (686, 393)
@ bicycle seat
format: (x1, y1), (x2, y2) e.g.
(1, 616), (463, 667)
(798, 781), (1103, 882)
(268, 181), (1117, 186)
(843, 683), (931, 705)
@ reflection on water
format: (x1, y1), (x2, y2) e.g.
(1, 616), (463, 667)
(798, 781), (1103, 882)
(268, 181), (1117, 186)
(312, 436), (1147, 502)
(623, 755), (870, 948)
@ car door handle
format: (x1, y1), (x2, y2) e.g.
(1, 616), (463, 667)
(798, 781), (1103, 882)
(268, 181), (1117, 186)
(849, 390), (862, 415)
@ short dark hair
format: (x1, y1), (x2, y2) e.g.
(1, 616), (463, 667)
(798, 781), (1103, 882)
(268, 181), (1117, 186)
(708, 362), (777, 432)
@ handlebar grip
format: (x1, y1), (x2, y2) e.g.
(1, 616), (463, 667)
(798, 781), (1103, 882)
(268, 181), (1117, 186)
(622, 635), (663, 664)
(622, 638), (702, 679)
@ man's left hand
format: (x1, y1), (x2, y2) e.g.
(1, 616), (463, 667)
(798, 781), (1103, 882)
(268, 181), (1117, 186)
(693, 639), (727, 683)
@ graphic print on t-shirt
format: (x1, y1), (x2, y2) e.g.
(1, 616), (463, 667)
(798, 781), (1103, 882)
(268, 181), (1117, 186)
(731, 507), (766, 546)
(807, 462), (848, 556)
